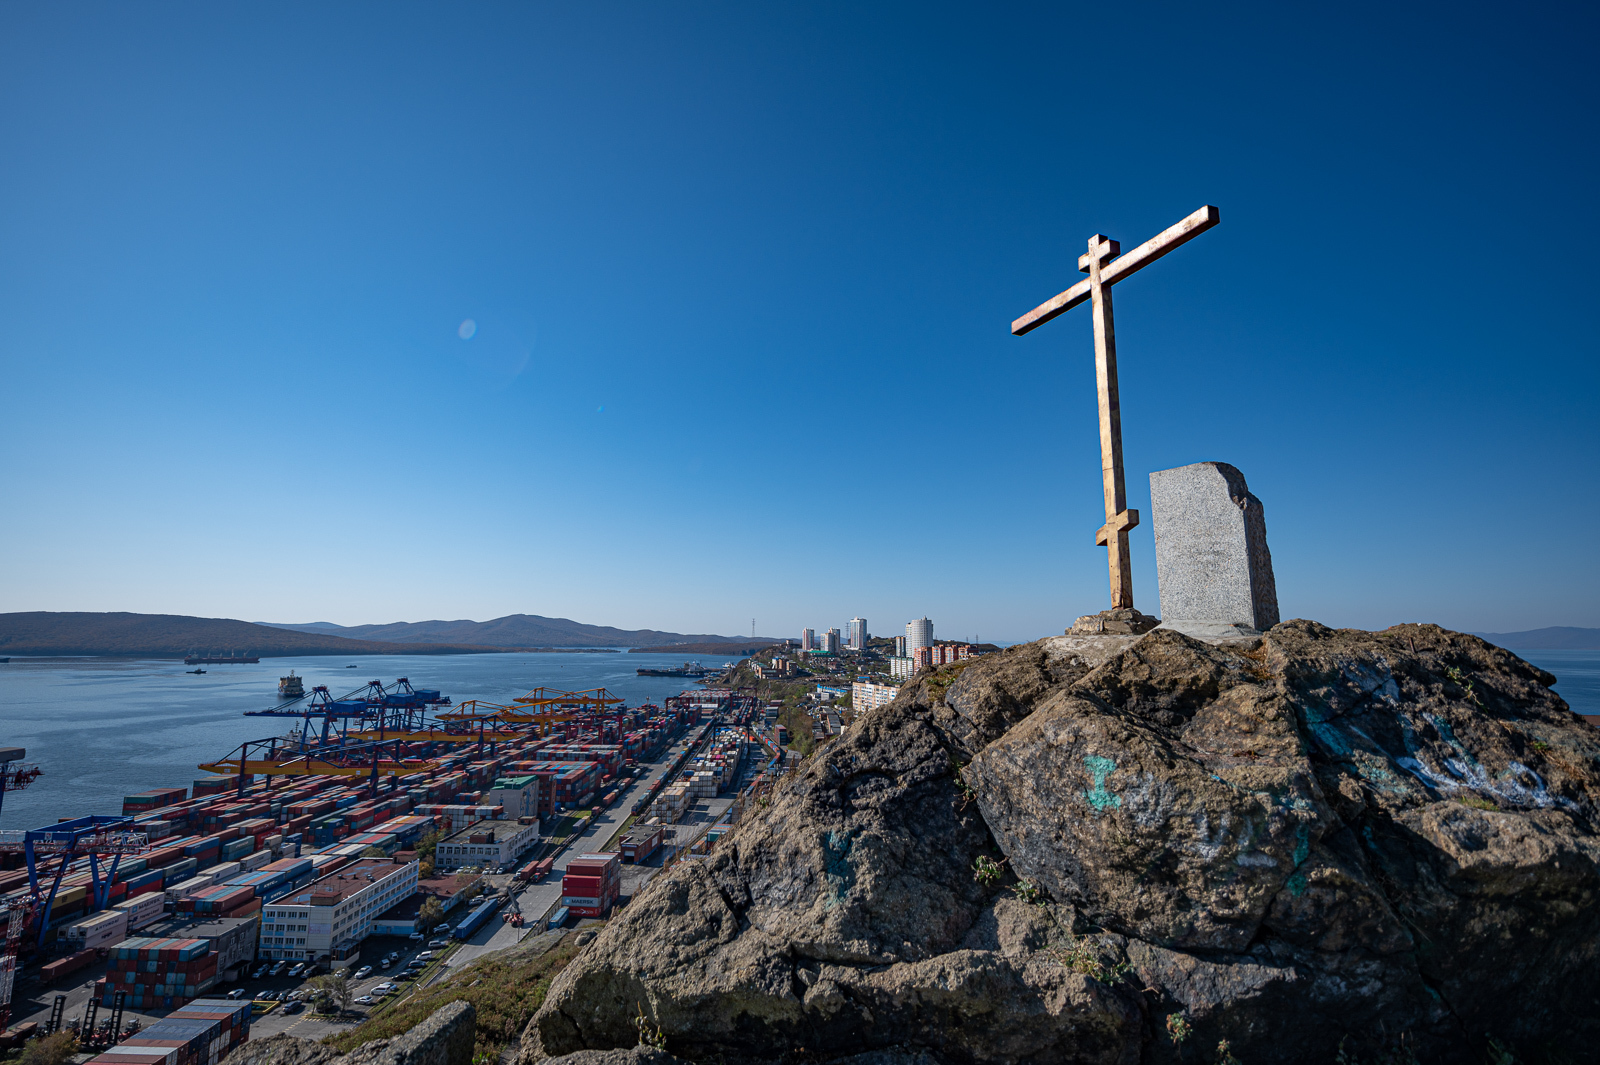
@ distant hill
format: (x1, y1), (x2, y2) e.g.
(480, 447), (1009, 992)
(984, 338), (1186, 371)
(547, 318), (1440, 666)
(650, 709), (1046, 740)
(628, 641), (787, 656)
(258, 615), (780, 649)
(0, 612), (511, 658)
(1474, 626), (1600, 651)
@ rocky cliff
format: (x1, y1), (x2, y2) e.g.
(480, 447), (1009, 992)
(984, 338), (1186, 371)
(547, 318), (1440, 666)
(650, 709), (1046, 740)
(524, 622), (1600, 1064)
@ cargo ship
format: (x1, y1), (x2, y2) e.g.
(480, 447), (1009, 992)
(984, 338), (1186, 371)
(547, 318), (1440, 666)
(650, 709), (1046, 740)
(183, 653), (260, 665)
(278, 671), (305, 698)
(636, 661), (708, 678)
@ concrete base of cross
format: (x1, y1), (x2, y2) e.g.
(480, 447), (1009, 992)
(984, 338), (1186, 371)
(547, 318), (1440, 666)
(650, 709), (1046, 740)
(1156, 619), (1264, 645)
(1068, 608), (1162, 636)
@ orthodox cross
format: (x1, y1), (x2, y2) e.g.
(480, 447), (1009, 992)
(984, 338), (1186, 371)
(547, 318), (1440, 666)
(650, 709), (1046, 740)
(1011, 205), (1220, 611)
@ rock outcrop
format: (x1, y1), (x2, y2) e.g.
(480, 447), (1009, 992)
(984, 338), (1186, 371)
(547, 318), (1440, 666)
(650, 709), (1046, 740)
(526, 623), (1600, 1064)
(233, 1001), (475, 1065)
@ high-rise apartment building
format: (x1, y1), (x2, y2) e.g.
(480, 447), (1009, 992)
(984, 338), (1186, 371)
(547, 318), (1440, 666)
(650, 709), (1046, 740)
(894, 635), (907, 657)
(800, 628), (815, 651)
(822, 628), (841, 653)
(906, 618), (933, 658)
(846, 618), (868, 650)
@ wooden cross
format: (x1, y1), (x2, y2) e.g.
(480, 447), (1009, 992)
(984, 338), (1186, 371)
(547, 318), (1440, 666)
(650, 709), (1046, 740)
(1011, 205), (1220, 611)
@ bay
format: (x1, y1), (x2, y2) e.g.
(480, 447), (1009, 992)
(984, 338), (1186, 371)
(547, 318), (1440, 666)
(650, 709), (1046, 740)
(0, 651), (738, 829)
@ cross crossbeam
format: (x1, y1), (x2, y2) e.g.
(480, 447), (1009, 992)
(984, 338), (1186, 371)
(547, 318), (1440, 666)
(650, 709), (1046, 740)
(1010, 205), (1220, 611)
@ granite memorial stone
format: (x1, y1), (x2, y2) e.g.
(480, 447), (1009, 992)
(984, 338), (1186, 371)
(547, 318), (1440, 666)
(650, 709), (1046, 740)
(1150, 461), (1279, 638)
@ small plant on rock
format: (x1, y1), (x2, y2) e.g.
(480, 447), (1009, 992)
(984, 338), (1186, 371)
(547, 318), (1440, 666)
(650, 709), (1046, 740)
(1214, 1039), (1241, 1065)
(1484, 1038), (1516, 1065)
(950, 756), (978, 807)
(1049, 937), (1133, 984)
(635, 1003), (667, 1049)
(1166, 1012), (1192, 1047)
(1012, 879), (1046, 905)
(972, 855), (1006, 884)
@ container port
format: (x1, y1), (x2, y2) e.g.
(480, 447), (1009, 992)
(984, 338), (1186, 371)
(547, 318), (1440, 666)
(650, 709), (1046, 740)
(0, 671), (781, 1062)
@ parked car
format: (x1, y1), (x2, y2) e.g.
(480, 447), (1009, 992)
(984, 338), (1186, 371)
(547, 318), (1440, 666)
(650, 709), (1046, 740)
(408, 932), (424, 941)
(395, 971), (416, 981)
(287, 963), (306, 977)
(226, 989), (247, 1000)
(251, 963), (269, 979)
(379, 956), (393, 969)
(428, 938), (448, 948)
(354, 966), (373, 980)
(270, 962), (287, 977)
(354, 996), (375, 1006)
(415, 951), (434, 961)
(283, 1001), (303, 1014)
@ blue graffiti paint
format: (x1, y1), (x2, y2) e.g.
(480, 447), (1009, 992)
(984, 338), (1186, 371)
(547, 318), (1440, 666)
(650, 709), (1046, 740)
(822, 829), (857, 909)
(1082, 755), (1122, 812)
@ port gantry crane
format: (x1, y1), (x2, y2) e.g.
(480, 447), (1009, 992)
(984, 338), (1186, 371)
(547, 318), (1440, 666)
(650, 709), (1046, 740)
(0, 747), (40, 822)
(199, 734), (444, 800)
(439, 686), (626, 739)
(0, 816), (149, 945)
(205, 683), (635, 801)
(245, 677), (482, 750)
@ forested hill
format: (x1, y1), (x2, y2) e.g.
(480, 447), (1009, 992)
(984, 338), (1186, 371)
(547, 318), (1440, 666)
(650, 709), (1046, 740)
(0, 612), (505, 658)
(259, 614), (780, 649)
(1474, 626), (1600, 650)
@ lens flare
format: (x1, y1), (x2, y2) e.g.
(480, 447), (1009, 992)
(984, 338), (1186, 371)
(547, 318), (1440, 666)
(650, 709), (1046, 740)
(458, 319), (477, 340)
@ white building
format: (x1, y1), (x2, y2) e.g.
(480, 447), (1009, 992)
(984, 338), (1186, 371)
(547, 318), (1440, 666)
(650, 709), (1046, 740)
(435, 819), (541, 872)
(822, 628), (841, 653)
(888, 656), (915, 680)
(846, 618), (868, 650)
(852, 679), (900, 712)
(800, 628), (815, 651)
(894, 635), (907, 657)
(260, 858), (419, 963)
(906, 618), (934, 659)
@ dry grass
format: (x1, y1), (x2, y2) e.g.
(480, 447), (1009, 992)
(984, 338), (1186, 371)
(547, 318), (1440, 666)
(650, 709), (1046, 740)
(321, 928), (595, 1062)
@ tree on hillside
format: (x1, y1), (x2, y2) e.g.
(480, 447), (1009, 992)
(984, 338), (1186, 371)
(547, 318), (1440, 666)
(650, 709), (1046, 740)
(416, 829), (440, 860)
(417, 896), (446, 936)
(313, 972), (354, 1015)
(20, 1032), (78, 1065)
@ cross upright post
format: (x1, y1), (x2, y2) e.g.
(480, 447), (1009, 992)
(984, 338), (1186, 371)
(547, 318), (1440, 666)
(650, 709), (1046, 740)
(1012, 205), (1220, 613)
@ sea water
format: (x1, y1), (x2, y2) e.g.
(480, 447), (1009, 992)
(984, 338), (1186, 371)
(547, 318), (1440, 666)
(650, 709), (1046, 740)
(0, 651), (740, 829)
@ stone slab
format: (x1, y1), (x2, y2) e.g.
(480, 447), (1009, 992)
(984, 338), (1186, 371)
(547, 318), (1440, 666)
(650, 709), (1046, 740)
(1149, 462), (1279, 633)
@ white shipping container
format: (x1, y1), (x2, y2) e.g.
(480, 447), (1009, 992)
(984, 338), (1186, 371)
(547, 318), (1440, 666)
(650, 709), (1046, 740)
(113, 892), (166, 930)
(206, 861), (243, 883)
(65, 909), (128, 949)
(237, 850), (271, 872)
(164, 874), (215, 903)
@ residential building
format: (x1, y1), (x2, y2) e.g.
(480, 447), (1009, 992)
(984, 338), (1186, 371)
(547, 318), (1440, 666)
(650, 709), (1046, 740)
(846, 618), (868, 650)
(889, 656), (915, 679)
(822, 628), (841, 653)
(434, 819), (541, 872)
(259, 858), (419, 963)
(906, 618), (934, 658)
(894, 635), (907, 657)
(852, 679), (900, 713)
(800, 628), (816, 651)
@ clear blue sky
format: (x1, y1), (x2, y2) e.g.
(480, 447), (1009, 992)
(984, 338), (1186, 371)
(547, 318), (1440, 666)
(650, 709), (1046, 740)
(1, 2), (1595, 644)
